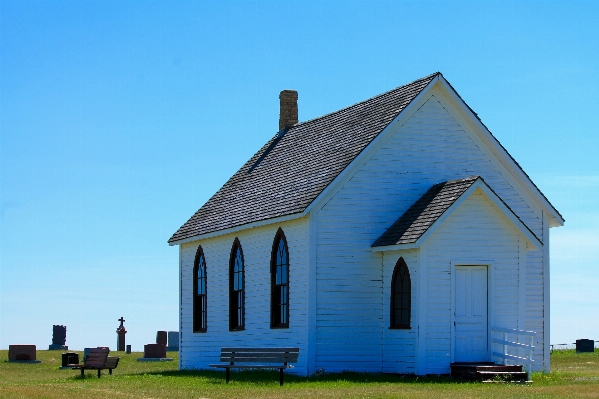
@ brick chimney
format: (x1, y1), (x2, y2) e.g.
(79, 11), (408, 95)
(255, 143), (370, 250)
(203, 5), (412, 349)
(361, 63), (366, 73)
(279, 90), (298, 131)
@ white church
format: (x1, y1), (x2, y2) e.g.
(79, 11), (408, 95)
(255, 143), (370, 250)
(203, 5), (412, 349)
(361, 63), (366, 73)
(168, 72), (563, 376)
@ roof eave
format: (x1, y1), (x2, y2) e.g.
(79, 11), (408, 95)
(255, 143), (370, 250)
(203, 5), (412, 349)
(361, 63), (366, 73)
(435, 75), (564, 227)
(167, 211), (308, 246)
(371, 242), (418, 252)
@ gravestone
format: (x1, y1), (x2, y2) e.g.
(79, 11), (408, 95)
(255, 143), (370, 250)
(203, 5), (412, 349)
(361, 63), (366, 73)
(137, 336), (173, 361)
(576, 339), (595, 352)
(143, 343), (166, 359)
(166, 331), (179, 351)
(156, 331), (167, 345)
(116, 317), (127, 351)
(61, 352), (79, 367)
(126, 345), (131, 354)
(8, 345), (38, 362)
(49, 325), (68, 350)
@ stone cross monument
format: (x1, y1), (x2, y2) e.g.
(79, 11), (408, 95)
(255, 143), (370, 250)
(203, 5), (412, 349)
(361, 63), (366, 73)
(116, 317), (127, 351)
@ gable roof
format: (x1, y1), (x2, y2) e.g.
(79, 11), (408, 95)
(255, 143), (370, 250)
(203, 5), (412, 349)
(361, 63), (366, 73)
(169, 72), (563, 245)
(372, 176), (541, 251)
(168, 73), (439, 244)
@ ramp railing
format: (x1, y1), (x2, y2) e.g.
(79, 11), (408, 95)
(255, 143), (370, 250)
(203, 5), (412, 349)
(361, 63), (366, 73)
(492, 326), (536, 381)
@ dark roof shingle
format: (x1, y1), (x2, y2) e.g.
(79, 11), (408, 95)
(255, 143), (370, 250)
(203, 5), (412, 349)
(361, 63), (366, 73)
(372, 176), (480, 247)
(168, 73), (439, 243)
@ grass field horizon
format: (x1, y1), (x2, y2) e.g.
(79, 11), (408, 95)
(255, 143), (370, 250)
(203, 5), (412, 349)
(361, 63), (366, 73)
(1, 349), (598, 398)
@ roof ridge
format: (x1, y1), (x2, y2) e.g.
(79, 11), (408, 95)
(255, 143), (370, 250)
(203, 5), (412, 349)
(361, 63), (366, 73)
(289, 72), (441, 130)
(440, 175), (480, 185)
(169, 72), (444, 243)
(438, 75), (563, 222)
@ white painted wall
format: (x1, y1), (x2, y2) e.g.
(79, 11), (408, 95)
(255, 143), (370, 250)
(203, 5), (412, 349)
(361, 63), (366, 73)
(313, 206), (385, 373)
(179, 217), (310, 375)
(312, 90), (547, 373)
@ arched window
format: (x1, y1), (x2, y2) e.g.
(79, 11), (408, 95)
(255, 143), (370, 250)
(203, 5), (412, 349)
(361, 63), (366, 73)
(229, 239), (244, 331)
(271, 229), (289, 328)
(193, 246), (207, 332)
(391, 257), (411, 329)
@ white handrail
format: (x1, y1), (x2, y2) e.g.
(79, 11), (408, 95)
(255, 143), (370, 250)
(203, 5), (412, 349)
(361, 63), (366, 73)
(491, 326), (536, 381)
(492, 326), (536, 336)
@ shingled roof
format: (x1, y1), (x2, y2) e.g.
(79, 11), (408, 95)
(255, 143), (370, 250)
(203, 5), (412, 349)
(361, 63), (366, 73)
(372, 175), (542, 248)
(372, 176), (480, 247)
(168, 73), (440, 244)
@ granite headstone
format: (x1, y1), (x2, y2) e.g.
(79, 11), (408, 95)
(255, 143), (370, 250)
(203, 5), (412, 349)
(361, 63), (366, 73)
(156, 330), (167, 345)
(144, 343), (167, 359)
(8, 345), (37, 361)
(49, 325), (68, 350)
(166, 331), (179, 351)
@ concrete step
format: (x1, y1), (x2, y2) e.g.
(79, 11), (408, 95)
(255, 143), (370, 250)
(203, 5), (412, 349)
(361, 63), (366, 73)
(450, 363), (527, 382)
(476, 370), (528, 381)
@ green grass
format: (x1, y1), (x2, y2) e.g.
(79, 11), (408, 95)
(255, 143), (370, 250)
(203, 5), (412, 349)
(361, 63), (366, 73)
(1, 350), (598, 398)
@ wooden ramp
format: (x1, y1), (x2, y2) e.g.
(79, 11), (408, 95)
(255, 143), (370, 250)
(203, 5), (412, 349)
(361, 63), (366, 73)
(450, 362), (528, 382)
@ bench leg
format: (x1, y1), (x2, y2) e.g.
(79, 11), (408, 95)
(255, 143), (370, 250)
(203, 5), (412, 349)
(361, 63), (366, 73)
(109, 369), (113, 375)
(97, 369), (101, 378)
(280, 368), (284, 386)
(81, 368), (84, 378)
(226, 368), (230, 383)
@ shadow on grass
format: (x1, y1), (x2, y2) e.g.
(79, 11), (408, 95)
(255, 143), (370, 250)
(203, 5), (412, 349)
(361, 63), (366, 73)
(127, 369), (459, 385)
(70, 372), (113, 380)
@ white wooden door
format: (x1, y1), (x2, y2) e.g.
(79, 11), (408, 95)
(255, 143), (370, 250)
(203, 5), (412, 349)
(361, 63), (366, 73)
(454, 266), (488, 362)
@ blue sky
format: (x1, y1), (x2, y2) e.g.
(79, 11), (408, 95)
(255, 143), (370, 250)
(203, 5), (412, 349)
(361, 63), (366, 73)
(1, 1), (597, 351)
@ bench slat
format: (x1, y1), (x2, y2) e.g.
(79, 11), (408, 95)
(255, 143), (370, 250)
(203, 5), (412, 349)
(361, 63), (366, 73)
(221, 347), (299, 353)
(81, 353), (107, 368)
(210, 364), (294, 369)
(86, 353), (107, 358)
(220, 357), (298, 363)
(220, 356), (298, 361)
(104, 357), (120, 368)
(220, 354), (299, 358)
(220, 353), (298, 363)
(81, 362), (105, 368)
(221, 354), (299, 358)
(88, 348), (110, 353)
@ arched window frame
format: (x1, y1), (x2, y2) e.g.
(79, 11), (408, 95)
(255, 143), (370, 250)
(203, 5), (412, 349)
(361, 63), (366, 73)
(390, 257), (411, 329)
(270, 228), (290, 328)
(229, 238), (245, 331)
(193, 246), (207, 332)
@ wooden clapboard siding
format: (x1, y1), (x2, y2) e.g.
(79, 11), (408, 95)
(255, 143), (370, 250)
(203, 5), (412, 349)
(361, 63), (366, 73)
(179, 218), (310, 375)
(526, 250), (545, 369)
(312, 92), (545, 374)
(314, 239), (384, 372)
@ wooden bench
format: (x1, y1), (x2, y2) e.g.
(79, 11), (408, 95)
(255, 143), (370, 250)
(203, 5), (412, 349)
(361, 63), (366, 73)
(104, 356), (120, 375)
(210, 347), (299, 386)
(68, 348), (119, 378)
